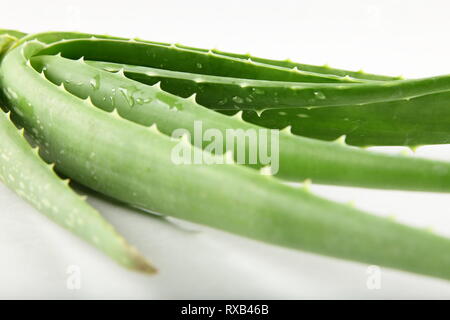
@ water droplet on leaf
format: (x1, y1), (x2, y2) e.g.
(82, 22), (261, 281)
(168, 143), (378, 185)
(314, 91), (326, 100)
(232, 96), (244, 104)
(90, 75), (101, 90)
(119, 88), (135, 107)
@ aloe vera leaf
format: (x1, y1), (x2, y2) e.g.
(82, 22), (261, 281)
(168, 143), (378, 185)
(0, 48), (155, 274)
(86, 61), (450, 143)
(36, 38), (367, 83)
(4, 42), (450, 280)
(18, 31), (396, 83)
(173, 44), (402, 81)
(22, 31), (364, 84)
(86, 61), (450, 147)
(86, 60), (374, 110)
(34, 38), (450, 112)
(0, 110), (155, 273)
(239, 90), (450, 147)
(30, 53), (450, 192)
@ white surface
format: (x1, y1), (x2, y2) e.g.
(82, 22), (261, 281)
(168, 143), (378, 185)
(1, 0), (450, 299)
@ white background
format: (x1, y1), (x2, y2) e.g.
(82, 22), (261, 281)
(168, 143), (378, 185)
(1, 0), (450, 299)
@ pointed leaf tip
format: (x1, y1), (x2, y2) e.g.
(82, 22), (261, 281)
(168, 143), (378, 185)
(135, 259), (158, 274)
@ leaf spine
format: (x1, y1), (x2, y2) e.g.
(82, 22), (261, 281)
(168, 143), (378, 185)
(110, 108), (121, 119)
(282, 125), (292, 134)
(302, 179), (312, 191)
(232, 110), (243, 120)
(86, 96), (96, 106)
(148, 123), (159, 133)
(186, 92), (197, 103)
(152, 81), (162, 90)
(334, 135), (347, 145)
(116, 68), (126, 77)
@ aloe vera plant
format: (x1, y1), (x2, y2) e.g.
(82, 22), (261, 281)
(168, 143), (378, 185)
(1, 30), (450, 280)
